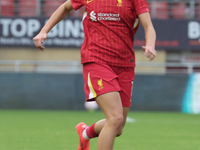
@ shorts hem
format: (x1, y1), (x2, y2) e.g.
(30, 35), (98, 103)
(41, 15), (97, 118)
(122, 103), (131, 107)
(86, 88), (121, 101)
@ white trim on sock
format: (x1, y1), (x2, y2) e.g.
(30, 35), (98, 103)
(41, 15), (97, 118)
(82, 128), (90, 140)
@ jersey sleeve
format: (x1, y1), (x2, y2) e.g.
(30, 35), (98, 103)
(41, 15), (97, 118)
(70, 0), (83, 10)
(133, 0), (149, 16)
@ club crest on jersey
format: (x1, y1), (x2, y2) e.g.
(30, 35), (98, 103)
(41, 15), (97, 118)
(98, 79), (104, 90)
(117, 0), (122, 7)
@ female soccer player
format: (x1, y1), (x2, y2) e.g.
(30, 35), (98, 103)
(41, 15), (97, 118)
(33, 0), (156, 149)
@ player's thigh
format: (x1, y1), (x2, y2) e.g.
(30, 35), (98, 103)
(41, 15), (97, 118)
(96, 91), (123, 121)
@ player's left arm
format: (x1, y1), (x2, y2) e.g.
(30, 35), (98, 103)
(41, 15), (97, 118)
(138, 12), (157, 61)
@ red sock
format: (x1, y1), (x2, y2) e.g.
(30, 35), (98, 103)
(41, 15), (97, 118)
(86, 123), (99, 138)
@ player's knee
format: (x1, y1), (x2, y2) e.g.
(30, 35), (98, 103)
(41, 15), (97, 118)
(109, 114), (124, 130)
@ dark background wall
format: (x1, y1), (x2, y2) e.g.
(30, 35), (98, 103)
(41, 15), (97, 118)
(0, 73), (188, 111)
(131, 75), (188, 111)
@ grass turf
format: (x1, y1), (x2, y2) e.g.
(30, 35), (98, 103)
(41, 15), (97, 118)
(0, 110), (200, 150)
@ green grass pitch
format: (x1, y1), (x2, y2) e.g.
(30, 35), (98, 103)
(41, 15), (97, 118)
(0, 110), (200, 150)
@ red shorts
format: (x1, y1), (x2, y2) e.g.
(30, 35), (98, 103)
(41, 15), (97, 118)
(82, 62), (135, 107)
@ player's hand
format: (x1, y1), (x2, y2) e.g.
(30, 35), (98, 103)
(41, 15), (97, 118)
(33, 32), (48, 51)
(142, 45), (157, 61)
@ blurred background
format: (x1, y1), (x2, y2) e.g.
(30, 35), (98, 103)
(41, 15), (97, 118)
(0, 0), (200, 114)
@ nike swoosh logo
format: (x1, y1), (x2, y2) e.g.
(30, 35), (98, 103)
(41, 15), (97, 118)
(86, 0), (94, 3)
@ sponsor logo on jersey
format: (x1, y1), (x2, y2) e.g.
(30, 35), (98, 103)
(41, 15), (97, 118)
(90, 11), (97, 21)
(90, 11), (121, 22)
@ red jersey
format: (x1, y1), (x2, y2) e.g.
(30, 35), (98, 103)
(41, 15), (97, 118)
(71, 0), (149, 67)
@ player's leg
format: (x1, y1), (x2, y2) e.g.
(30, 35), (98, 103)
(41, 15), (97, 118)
(116, 106), (129, 136)
(82, 66), (134, 141)
(95, 91), (123, 150)
(76, 93), (130, 150)
(92, 106), (129, 137)
(76, 62), (121, 150)
(114, 66), (134, 136)
(77, 106), (128, 150)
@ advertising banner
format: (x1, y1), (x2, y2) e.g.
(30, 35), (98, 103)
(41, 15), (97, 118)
(135, 19), (200, 50)
(0, 16), (200, 50)
(0, 17), (84, 48)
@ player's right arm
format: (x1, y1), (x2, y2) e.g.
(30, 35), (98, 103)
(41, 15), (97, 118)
(33, 0), (73, 51)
